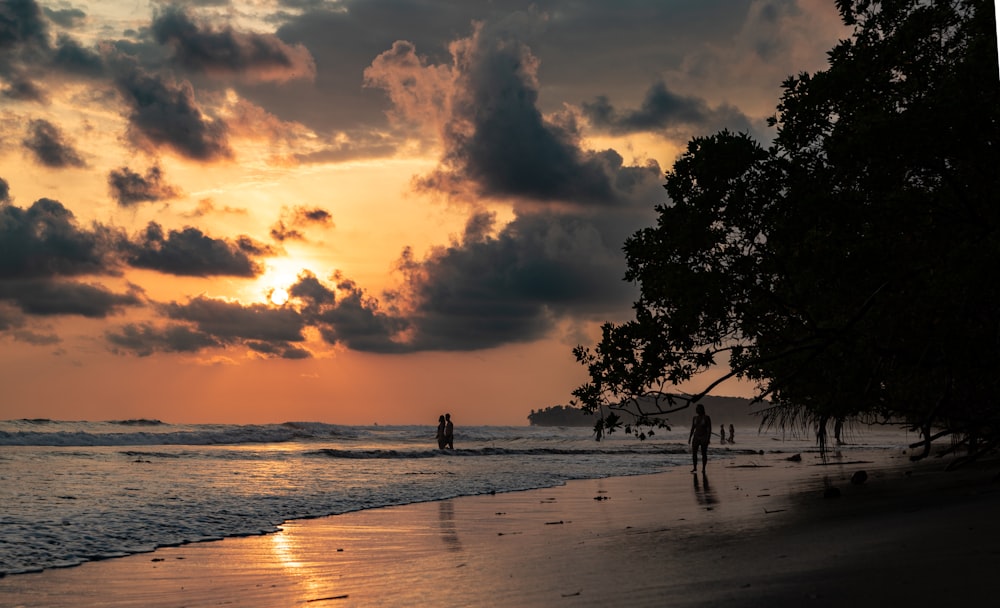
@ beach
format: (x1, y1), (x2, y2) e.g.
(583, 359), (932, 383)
(2, 447), (996, 607)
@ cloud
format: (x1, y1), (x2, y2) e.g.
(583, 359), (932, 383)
(52, 34), (105, 77)
(389, 208), (640, 351)
(162, 295), (307, 343)
(0, 177), (10, 203)
(270, 205), (333, 242)
(105, 289), (322, 358)
(110, 61), (232, 161)
(582, 80), (755, 136)
(22, 118), (87, 168)
(151, 7), (316, 83)
(0, 279), (143, 318)
(0, 198), (120, 279)
(43, 7), (87, 29)
(307, 274), (411, 353)
(0, 302), (60, 344)
(246, 340), (312, 359)
(349, 16), (661, 352)
(0, 0), (49, 51)
(365, 19), (661, 206)
(105, 322), (221, 357)
(107, 164), (181, 207)
(0, 197), (144, 331)
(124, 222), (272, 277)
(0, 0), (64, 100)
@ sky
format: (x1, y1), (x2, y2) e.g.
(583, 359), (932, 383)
(0, 0), (849, 425)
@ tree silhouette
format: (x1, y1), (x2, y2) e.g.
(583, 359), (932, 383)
(573, 0), (1000, 465)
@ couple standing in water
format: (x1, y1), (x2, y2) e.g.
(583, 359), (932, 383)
(436, 413), (454, 450)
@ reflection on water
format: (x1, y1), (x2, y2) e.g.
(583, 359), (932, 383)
(271, 532), (305, 571)
(693, 472), (718, 508)
(438, 501), (462, 552)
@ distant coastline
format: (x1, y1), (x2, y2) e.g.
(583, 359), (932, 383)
(527, 395), (768, 427)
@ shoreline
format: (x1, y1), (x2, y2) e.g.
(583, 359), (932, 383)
(1, 448), (997, 607)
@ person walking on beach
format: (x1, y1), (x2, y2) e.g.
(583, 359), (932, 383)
(720, 423), (727, 444)
(729, 424), (735, 444)
(436, 415), (447, 450)
(689, 404), (712, 472)
(444, 413), (454, 449)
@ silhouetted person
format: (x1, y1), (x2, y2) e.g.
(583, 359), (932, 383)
(436, 414), (447, 450)
(689, 404), (712, 472)
(720, 423), (727, 444)
(729, 424), (735, 444)
(444, 413), (454, 449)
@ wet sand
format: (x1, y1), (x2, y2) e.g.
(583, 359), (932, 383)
(1, 448), (997, 607)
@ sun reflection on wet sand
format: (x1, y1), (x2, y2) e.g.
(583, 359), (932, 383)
(269, 532), (305, 571)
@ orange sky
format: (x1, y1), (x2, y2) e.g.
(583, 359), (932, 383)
(0, 0), (847, 425)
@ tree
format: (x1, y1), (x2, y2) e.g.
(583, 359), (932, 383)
(573, 0), (1000, 465)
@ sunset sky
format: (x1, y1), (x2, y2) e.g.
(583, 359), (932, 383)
(0, 0), (849, 425)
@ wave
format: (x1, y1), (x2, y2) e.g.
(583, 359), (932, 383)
(309, 445), (750, 459)
(0, 421), (361, 447)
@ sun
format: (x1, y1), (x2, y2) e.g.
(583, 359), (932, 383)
(269, 287), (290, 306)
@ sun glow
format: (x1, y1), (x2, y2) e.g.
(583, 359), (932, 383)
(253, 256), (316, 306)
(269, 287), (290, 305)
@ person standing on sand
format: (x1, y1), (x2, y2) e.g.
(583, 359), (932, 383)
(444, 413), (454, 449)
(689, 404), (712, 472)
(720, 423), (727, 444)
(729, 424), (735, 444)
(436, 415), (447, 450)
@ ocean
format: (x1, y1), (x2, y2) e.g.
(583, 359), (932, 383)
(0, 418), (910, 576)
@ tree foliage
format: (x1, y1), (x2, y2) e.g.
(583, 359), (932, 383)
(573, 0), (1000, 465)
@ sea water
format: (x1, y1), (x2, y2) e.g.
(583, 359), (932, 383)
(0, 419), (909, 576)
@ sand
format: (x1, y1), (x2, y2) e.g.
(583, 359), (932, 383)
(1, 448), (997, 607)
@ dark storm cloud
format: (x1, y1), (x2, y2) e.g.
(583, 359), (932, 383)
(151, 7), (315, 82)
(583, 81), (756, 137)
(366, 23), (661, 206)
(0, 197), (143, 332)
(0, 0), (47, 47)
(162, 296), (306, 343)
(0, 0), (50, 100)
(1, 1), (106, 98)
(105, 322), (221, 357)
(111, 61), (232, 161)
(52, 34), (105, 77)
(309, 275), (410, 353)
(392, 209), (639, 351)
(357, 15), (664, 351)
(43, 7), (86, 29)
(246, 0), (757, 138)
(0, 198), (120, 279)
(0, 279), (142, 318)
(125, 222), (271, 277)
(0, 177), (10, 203)
(22, 119), (87, 168)
(108, 164), (181, 207)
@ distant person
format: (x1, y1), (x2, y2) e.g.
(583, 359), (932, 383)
(444, 413), (454, 449)
(436, 415), (447, 450)
(720, 424), (727, 444)
(688, 404), (712, 473)
(729, 424), (735, 444)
